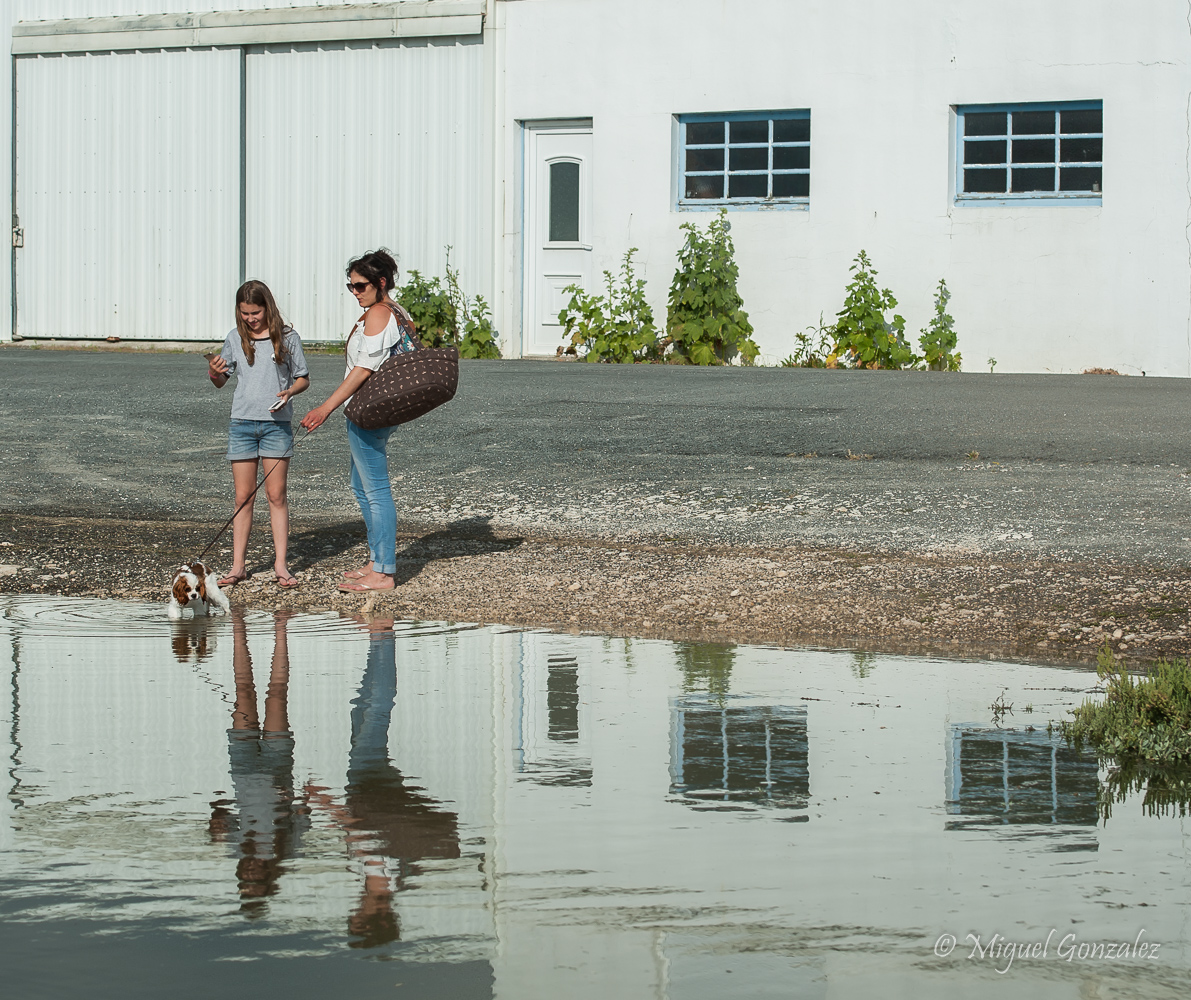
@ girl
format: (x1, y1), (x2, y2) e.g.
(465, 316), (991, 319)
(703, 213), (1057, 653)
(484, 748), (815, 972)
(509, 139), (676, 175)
(208, 280), (310, 589)
(300, 248), (416, 594)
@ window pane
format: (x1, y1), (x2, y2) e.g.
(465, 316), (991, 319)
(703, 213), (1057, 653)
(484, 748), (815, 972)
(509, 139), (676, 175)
(687, 121), (725, 145)
(686, 147), (724, 171)
(773, 146), (810, 169)
(773, 118), (810, 142)
(964, 168), (1007, 193)
(1061, 109), (1102, 134)
(1012, 138), (1055, 163)
(1012, 110), (1055, 135)
(548, 161), (580, 242)
(964, 140), (1006, 165)
(728, 174), (767, 198)
(685, 174), (724, 199)
(1011, 167), (1055, 192)
(1060, 137), (1102, 163)
(729, 120), (767, 144)
(1060, 166), (1102, 192)
(773, 173), (809, 198)
(730, 147), (768, 171)
(965, 112), (1006, 137)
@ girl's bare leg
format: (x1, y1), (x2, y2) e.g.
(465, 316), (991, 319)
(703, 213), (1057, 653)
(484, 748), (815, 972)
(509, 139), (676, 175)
(262, 457), (291, 578)
(227, 459), (259, 581)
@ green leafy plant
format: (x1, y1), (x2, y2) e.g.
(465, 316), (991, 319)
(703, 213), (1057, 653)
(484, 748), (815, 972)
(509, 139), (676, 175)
(558, 248), (658, 363)
(394, 247), (501, 357)
(445, 251), (501, 359)
(829, 250), (916, 369)
(1063, 646), (1191, 764)
(918, 278), (962, 371)
(987, 356), (998, 373)
(458, 295), (500, 359)
(395, 269), (456, 348)
(780, 314), (833, 367)
(666, 210), (759, 366)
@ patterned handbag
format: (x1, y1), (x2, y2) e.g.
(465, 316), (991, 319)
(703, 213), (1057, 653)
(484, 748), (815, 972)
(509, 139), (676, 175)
(344, 302), (459, 430)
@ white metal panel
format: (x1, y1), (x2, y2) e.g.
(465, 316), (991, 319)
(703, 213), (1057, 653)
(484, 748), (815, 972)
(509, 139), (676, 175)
(11, 3), (485, 53)
(245, 36), (488, 342)
(15, 48), (240, 340)
(13, 1), (400, 18)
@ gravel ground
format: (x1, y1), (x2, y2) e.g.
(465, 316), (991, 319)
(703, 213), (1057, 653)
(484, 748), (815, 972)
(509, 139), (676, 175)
(4, 347), (1191, 663)
(3, 511), (1188, 665)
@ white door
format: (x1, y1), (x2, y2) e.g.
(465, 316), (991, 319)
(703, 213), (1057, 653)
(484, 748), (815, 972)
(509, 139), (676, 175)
(524, 125), (593, 357)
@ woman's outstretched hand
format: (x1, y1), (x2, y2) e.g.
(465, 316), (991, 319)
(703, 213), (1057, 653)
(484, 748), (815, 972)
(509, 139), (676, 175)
(300, 404), (331, 432)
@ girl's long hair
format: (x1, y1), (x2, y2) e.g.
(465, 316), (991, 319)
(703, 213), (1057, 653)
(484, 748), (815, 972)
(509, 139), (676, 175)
(235, 280), (288, 366)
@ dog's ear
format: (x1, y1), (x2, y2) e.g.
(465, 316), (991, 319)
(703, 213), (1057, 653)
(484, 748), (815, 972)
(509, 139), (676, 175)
(172, 576), (190, 605)
(197, 574), (207, 601)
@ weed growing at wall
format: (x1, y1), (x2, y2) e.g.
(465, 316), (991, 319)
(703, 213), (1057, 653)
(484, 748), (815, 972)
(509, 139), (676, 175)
(1063, 646), (1191, 764)
(394, 247), (501, 358)
(396, 270), (456, 348)
(780, 315), (833, 367)
(829, 250), (915, 369)
(558, 249), (659, 363)
(667, 210), (760, 366)
(918, 278), (961, 371)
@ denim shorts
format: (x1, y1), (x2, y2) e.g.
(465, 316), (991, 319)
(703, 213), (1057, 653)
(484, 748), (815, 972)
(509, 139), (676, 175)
(227, 419), (294, 460)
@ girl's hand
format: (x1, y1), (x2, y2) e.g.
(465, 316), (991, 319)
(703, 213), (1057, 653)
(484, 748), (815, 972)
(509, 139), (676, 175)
(209, 356), (228, 377)
(300, 404), (331, 433)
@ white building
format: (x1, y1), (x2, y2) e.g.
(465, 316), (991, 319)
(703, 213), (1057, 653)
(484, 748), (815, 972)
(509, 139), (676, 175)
(1, 1), (1186, 374)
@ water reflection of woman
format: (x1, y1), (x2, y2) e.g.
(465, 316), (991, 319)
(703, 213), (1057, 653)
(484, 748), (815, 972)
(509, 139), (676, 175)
(306, 617), (460, 948)
(208, 610), (308, 914)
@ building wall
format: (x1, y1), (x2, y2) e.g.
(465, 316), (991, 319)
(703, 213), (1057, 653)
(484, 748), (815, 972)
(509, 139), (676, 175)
(6, 1), (491, 343)
(498, 0), (1191, 374)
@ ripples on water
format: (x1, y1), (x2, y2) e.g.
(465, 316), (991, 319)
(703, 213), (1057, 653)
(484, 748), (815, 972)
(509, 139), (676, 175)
(2, 596), (1189, 999)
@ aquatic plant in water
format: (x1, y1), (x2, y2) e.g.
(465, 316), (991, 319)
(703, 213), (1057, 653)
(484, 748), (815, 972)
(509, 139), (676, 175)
(1063, 646), (1191, 763)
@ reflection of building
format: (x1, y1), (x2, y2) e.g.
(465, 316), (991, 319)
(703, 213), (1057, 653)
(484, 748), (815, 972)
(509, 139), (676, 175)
(945, 726), (1099, 833)
(669, 697), (809, 813)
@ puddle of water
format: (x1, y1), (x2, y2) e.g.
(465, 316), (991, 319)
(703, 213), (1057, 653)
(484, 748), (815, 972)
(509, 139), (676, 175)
(2, 596), (1189, 999)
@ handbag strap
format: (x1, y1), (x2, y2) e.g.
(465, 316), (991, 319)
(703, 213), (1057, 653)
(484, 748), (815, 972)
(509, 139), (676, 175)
(347, 299), (419, 359)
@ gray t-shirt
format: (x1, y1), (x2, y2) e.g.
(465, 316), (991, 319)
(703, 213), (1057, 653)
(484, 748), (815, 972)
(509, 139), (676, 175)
(219, 327), (309, 422)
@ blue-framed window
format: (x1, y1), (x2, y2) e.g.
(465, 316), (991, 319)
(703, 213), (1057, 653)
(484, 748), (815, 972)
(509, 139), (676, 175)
(956, 101), (1102, 203)
(677, 110), (810, 209)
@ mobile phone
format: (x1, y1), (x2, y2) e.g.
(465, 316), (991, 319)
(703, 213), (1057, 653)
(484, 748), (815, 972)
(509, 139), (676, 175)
(202, 352), (219, 361)
(269, 397), (288, 411)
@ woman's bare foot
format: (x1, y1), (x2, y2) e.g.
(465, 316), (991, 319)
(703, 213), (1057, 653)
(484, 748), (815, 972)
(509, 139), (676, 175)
(338, 570), (395, 593)
(219, 568), (248, 587)
(343, 561), (374, 581)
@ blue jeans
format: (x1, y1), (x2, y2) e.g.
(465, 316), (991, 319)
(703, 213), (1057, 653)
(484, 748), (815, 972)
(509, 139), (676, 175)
(346, 418), (397, 575)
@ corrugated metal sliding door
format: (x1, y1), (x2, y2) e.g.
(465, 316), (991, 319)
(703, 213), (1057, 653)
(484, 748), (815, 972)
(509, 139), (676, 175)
(15, 48), (240, 340)
(245, 37), (487, 342)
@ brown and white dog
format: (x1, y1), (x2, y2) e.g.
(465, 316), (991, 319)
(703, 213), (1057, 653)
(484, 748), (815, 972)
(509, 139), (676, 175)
(167, 562), (230, 620)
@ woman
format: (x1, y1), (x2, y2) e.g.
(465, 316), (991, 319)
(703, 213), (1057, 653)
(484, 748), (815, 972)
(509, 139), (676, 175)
(208, 280), (309, 589)
(300, 249), (416, 594)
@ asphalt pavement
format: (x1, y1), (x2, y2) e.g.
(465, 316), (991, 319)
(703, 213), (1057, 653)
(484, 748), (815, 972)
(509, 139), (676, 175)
(3, 348), (1190, 565)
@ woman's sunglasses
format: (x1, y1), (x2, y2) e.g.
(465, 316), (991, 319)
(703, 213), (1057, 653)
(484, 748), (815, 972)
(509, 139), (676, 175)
(346, 281), (372, 293)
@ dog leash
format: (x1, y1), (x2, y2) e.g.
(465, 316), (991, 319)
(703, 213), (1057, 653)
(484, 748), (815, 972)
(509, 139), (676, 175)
(194, 426), (316, 564)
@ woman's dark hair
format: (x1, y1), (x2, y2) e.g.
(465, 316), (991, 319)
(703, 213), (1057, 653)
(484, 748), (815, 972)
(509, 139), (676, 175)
(346, 248), (399, 298)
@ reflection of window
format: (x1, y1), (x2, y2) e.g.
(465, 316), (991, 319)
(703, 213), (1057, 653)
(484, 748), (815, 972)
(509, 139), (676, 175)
(677, 111), (810, 208)
(670, 697), (809, 812)
(517, 654), (591, 787)
(548, 161), (580, 241)
(945, 727), (1099, 832)
(547, 656), (579, 742)
(956, 102), (1102, 202)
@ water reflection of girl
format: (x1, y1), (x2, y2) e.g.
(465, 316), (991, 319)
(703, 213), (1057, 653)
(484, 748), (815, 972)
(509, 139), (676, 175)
(208, 610), (308, 914)
(305, 617), (460, 948)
